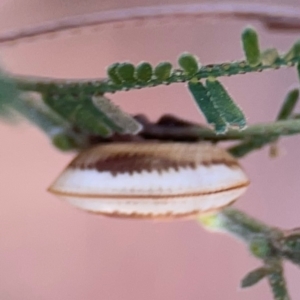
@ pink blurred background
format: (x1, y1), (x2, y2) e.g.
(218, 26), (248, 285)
(0, 1), (300, 299)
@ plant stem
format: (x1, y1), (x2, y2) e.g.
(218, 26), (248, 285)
(10, 56), (300, 95)
(198, 209), (291, 300)
(198, 208), (277, 242)
(142, 118), (300, 141)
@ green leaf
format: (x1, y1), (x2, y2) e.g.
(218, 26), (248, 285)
(178, 52), (199, 76)
(154, 62), (172, 81)
(284, 40), (300, 61)
(43, 91), (117, 136)
(297, 63), (300, 82)
(92, 95), (142, 134)
(276, 89), (299, 120)
(116, 63), (136, 83)
(241, 267), (269, 288)
(52, 133), (78, 151)
(107, 63), (122, 84)
(136, 62), (153, 82)
(0, 69), (19, 120)
(17, 94), (72, 136)
(188, 81), (227, 134)
(261, 48), (279, 66)
(241, 27), (261, 67)
(206, 78), (246, 129)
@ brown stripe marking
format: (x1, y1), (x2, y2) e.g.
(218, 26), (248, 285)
(80, 199), (237, 219)
(78, 154), (198, 175)
(48, 181), (249, 199)
(70, 142), (240, 175)
(75, 156), (240, 176)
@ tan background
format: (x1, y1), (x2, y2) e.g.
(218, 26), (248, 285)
(0, 1), (300, 299)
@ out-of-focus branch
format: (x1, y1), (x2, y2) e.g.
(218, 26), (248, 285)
(0, 3), (299, 45)
(198, 208), (294, 300)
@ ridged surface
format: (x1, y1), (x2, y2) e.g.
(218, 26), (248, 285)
(48, 142), (249, 219)
(70, 142), (239, 173)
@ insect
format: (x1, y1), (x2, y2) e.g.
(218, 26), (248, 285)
(48, 142), (249, 220)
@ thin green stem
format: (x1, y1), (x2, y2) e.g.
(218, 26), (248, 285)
(210, 208), (277, 242)
(228, 136), (279, 157)
(11, 56), (300, 95)
(145, 118), (300, 141)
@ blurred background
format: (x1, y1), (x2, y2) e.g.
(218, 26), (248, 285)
(0, 1), (300, 299)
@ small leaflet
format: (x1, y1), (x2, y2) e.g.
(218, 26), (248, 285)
(206, 78), (247, 130)
(116, 63), (136, 83)
(178, 52), (199, 76)
(43, 92), (113, 137)
(18, 93), (70, 136)
(154, 62), (172, 81)
(0, 69), (19, 120)
(241, 267), (269, 288)
(107, 63), (122, 84)
(284, 40), (300, 61)
(136, 62), (153, 82)
(241, 27), (261, 67)
(52, 133), (77, 151)
(92, 95), (143, 135)
(261, 48), (279, 66)
(276, 89), (299, 120)
(188, 81), (227, 134)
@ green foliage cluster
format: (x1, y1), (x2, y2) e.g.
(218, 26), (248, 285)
(2, 26), (299, 155)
